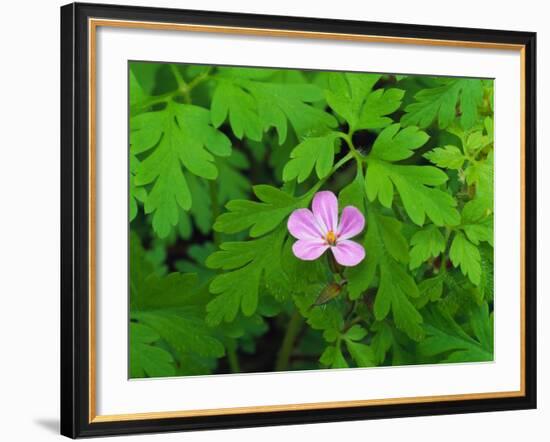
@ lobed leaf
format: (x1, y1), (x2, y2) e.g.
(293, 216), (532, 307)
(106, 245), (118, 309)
(205, 226), (288, 324)
(325, 72), (403, 132)
(129, 322), (176, 378)
(424, 145), (465, 170)
(366, 161), (460, 226)
(282, 133), (340, 183)
(401, 79), (484, 129)
(369, 124), (429, 162)
(212, 71), (336, 143)
(213, 185), (301, 237)
(449, 231), (481, 285)
(131, 102), (231, 237)
(409, 225), (446, 269)
(419, 304), (492, 362)
(346, 208), (424, 341)
(129, 236), (225, 376)
(211, 80), (263, 141)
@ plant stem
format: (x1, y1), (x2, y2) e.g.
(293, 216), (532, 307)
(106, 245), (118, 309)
(275, 311), (304, 371)
(226, 340), (241, 373)
(332, 152), (355, 173)
(130, 91), (174, 114)
(188, 66), (212, 90)
(337, 132), (362, 162)
(132, 66), (213, 113)
(306, 152), (354, 197)
(169, 64), (192, 103)
(169, 64), (187, 89)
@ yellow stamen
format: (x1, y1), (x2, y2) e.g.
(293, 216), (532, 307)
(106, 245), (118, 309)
(326, 230), (337, 246)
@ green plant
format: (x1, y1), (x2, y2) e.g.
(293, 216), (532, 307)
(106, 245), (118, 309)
(129, 62), (494, 377)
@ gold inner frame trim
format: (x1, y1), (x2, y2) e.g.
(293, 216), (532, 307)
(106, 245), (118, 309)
(88, 18), (527, 424)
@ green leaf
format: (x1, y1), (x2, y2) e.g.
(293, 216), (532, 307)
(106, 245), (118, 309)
(368, 175), (459, 227)
(439, 271), (483, 316)
(185, 174), (213, 234)
(359, 88), (405, 130)
(484, 116), (494, 141)
(449, 231), (481, 285)
(369, 321), (414, 366)
(463, 130), (491, 157)
(377, 214), (410, 263)
(245, 80), (337, 143)
(401, 78), (484, 129)
(345, 341), (376, 367)
(369, 124), (430, 162)
(326, 72), (380, 128)
(211, 79), (263, 141)
(130, 270), (225, 358)
(131, 102), (231, 237)
(293, 283), (343, 334)
(470, 302), (494, 354)
(323, 328), (339, 343)
(320, 345), (349, 368)
(325, 72), (403, 132)
(346, 209), (406, 299)
(460, 80), (485, 129)
(213, 71), (336, 143)
(130, 62), (159, 97)
(409, 225), (446, 269)
(129, 322), (176, 378)
(338, 168), (365, 210)
(460, 185), (494, 247)
(370, 321), (393, 364)
(216, 151), (251, 203)
(205, 226), (287, 324)
(346, 209), (423, 341)
(129, 69), (147, 108)
(424, 145), (465, 169)
(419, 304), (492, 363)
(344, 324), (368, 341)
(133, 305), (225, 360)
(343, 325), (376, 367)
(129, 63), (160, 114)
(374, 256), (424, 341)
(366, 161), (458, 225)
(462, 216), (493, 246)
(414, 275), (444, 309)
(129, 153), (146, 222)
(365, 124), (459, 226)
(478, 245), (494, 301)
(213, 185), (300, 237)
(282, 238), (329, 296)
(465, 151), (494, 213)
(130, 236), (225, 377)
(282, 133), (339, 182)
(175, 242), (217, 281)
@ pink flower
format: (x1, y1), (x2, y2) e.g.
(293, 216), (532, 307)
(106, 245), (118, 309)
(287, 191), (365, 267)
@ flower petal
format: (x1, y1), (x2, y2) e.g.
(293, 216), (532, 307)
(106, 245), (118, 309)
(337, 206), (365, 240)
(292, 239), (329, 261)
(288, 208), (324, 240)
(312, 191), (338, 235)
(331, 240), (365, 267)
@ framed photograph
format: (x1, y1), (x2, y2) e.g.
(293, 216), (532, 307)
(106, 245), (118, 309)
(60, 2), (537, 438)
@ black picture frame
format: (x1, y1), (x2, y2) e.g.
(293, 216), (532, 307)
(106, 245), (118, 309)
(61, 2), (537, 438)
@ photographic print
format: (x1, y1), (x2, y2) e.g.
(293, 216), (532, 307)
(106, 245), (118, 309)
(128, 62), (494, 378)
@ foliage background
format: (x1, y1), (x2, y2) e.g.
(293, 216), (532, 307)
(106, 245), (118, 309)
(129, 61), (494, 378)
